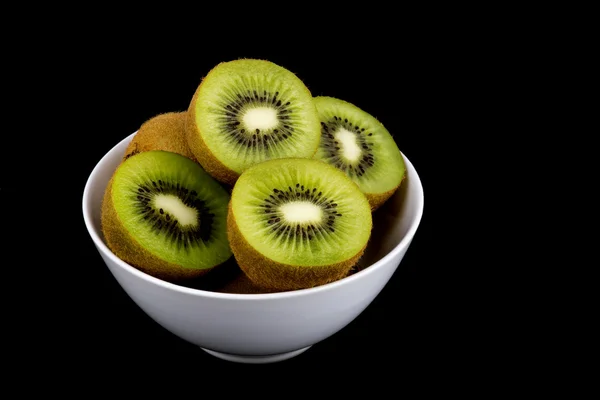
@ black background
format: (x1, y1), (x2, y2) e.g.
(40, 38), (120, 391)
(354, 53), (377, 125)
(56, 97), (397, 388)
(5, 39), (497, 384)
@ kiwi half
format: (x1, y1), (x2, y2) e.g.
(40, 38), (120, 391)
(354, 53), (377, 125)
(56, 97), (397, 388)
(101, 150), (232, 282)
(313, 96), (406, 211)
(227, 158), (372, 291)
(124, 111), (195, 162)
(186, 58), (321, 186)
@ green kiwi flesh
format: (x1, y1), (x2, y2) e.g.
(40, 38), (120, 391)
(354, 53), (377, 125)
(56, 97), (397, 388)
(228, 157), (372, 291)
(186, 58), (321, 185)
(124, 111), (196, 162)
(101, 150), (232, 281)
(313, 96), (406, 210)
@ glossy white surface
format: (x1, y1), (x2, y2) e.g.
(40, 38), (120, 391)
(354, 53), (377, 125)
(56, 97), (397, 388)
(82, 132), (424, 363)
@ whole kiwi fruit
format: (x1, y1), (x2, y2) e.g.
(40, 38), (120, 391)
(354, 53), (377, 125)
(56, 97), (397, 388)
(123, 111), (196, 162)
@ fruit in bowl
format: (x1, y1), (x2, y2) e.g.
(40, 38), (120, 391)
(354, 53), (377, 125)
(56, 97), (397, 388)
(82, 58), (423, 363)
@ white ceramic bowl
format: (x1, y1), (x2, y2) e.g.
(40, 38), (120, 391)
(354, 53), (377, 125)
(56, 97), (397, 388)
(82, 132), (424, 364)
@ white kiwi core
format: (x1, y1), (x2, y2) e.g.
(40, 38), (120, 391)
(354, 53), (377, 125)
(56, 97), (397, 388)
(243, 107), (278, 131)
(153, 194), (198, 227)
(335, 128), (361, 162)
(279, 201), (323, 224)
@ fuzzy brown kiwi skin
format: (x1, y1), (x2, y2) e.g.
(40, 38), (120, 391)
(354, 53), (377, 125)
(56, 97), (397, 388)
(185, 81), (240, 186)
(123, 111), (196, 162)
(226, 202), (367, 292)
(100, 174), (213, 283)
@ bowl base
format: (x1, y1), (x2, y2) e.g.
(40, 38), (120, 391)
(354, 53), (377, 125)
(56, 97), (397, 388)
(201, 346), (311, 364)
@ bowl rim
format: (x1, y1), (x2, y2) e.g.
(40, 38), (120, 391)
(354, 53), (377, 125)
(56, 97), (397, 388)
(82, 133), (424, 301)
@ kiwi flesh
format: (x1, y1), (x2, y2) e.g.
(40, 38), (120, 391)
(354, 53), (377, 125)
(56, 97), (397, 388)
(186, 58), (321, 186)
(101, 150), (232, 282)
(227, 157), (372, 291)
(124, 111), (196, 162)
(313, 96), (406, 211)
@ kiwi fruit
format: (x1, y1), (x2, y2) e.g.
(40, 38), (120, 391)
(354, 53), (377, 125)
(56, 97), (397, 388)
(101, 150), (232, 282)
(124, 111), (196, 162)
(313, 96), (406, 211)
(186, 58), (321, 186)
(227, 157), (373, 291)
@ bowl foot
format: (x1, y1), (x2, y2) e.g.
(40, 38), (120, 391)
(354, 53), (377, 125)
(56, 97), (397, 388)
(200, 346), (311, 364)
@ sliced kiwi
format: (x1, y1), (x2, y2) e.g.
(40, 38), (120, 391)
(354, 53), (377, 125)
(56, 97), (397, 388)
(227, 157), (372, 291)
(313, 96), (406, 211)
(186, 58), (321, 186)
(124, 111), (196, 162)
(101, 150), (232, 282)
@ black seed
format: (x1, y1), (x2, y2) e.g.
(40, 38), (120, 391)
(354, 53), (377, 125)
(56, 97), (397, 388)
(368, 133), (373, 136)
(166, 215), (170, 221)
(159, 209), (164, 214)
(296, 183), (300, 187)
(273, 188), (279, 193)
(256, 129), (260, 134)
(241, 129), (245, 133)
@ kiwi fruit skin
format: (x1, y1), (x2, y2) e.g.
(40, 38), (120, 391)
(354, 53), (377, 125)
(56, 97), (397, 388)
(227, 202), (368, 291)
(185, 58), (321, 186)
(313, 96), (406, 211)
(216, 255), (366, 294)
(101, 176), (211, 282)
(124, 111), (196, 162)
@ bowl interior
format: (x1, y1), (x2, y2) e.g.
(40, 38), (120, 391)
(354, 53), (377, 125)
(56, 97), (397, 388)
(83, 133), (424, 292)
